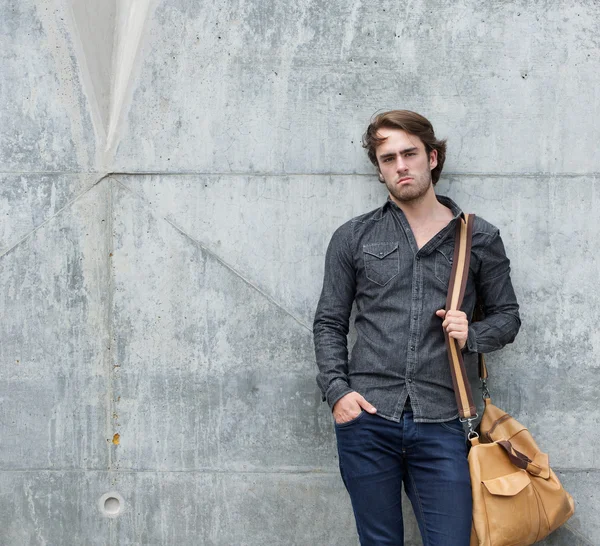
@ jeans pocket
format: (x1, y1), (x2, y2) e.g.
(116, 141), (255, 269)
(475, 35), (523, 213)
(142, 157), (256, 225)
(363, 242), (399, 286)
(334, 410), (367, 428)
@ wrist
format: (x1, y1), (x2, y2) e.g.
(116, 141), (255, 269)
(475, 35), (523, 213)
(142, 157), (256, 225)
(326, 380), (353, 410)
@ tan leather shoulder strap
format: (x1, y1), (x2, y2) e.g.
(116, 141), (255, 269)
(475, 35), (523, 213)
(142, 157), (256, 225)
(445, 214), (477, 419)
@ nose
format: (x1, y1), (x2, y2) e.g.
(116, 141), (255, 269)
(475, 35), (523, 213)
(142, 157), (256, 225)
(396, 156), (408, 173)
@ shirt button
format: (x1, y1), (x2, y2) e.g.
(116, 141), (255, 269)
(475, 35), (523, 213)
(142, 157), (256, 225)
(413, 315), (417, 320)
(408, 378), (413, 383)
(379, 252), (383, 256)
(410, 346), (415, 351)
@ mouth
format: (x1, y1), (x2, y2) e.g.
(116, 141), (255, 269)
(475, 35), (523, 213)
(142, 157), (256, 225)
(397, 177), (413, 184)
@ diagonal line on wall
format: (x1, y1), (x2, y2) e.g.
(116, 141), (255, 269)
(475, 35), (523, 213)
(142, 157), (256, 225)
(0, 173), (111, 261)
(111, 176), (313, 335)
(561, 524), (594, 546)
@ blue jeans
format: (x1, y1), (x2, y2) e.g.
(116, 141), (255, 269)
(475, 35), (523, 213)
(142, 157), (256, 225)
(335, 409), (472, 546)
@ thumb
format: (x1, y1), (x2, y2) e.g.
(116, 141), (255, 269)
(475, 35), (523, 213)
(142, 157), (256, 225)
(356, 395), (377, 413)
(435, 309), (446, 318)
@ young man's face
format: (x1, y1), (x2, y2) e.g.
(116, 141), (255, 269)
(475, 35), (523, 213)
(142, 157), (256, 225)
(375, 128), (438, 205)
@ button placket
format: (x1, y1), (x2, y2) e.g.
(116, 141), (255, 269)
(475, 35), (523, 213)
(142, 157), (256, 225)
(406, 254), (422, 393)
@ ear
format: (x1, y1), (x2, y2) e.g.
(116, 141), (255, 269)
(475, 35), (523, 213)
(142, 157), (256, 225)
(428, 149), (438, 170)
(378, 171), (385, 183)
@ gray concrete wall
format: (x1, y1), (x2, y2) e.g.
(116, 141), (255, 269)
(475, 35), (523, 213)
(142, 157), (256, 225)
(1, 0), (598, 544)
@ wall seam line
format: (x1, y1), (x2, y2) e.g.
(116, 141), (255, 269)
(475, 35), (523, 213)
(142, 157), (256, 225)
(0, 468), (341, 475)
(0, 466), (592, 473)
(1, 170), (599, 178)
(106, 176), (115, 473)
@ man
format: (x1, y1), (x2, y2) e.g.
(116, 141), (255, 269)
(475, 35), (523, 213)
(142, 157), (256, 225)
(313, 110), (521, 545)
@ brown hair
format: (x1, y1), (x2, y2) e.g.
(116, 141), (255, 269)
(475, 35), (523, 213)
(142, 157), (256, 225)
(362, 110), (447, 185)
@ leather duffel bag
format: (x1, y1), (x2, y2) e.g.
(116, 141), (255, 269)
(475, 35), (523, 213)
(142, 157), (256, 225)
(445, 214), (574, 546)
(469, 397), (574, 545)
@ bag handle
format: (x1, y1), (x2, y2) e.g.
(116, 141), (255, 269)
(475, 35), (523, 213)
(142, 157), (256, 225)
(445, 214), (477, 419)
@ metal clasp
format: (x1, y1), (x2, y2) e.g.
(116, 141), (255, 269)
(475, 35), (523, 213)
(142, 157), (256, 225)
(460, 414), (479, 439)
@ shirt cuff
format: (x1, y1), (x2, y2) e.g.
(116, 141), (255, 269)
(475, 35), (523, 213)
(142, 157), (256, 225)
(325, 379), (354, 410)
(463, 327), (479, 355)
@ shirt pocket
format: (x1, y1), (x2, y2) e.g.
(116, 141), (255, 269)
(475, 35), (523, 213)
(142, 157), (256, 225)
(434, 243), (454, 287)
(363, 242), (400, 286)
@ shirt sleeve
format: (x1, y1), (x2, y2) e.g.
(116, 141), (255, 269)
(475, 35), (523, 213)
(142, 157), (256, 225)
(313, 222), (356, 409)
(465, 229), (521, 354)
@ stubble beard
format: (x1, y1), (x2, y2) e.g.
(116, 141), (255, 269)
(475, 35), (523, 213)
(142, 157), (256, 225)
(385, 172), (433, 204)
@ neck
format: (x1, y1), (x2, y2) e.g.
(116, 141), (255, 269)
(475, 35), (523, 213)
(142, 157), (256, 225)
(389, 185), (445, 225)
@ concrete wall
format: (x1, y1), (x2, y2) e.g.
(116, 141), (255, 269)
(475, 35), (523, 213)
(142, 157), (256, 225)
(1, 0), (598, 544)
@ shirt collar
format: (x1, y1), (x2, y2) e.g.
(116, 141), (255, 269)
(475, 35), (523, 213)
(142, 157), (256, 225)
(381, 194), (464, 221)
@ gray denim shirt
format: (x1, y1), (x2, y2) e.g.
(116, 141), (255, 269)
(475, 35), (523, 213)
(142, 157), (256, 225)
(313, 195), (521, 423)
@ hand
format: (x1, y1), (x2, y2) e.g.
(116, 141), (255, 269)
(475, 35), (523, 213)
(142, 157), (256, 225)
(436, 309), (468, 350)
(332, 392), (377, 424)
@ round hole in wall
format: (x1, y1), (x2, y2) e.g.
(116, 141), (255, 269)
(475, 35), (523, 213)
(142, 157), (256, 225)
(99, 492), (124, 518)
(104, 497), (120, 515)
